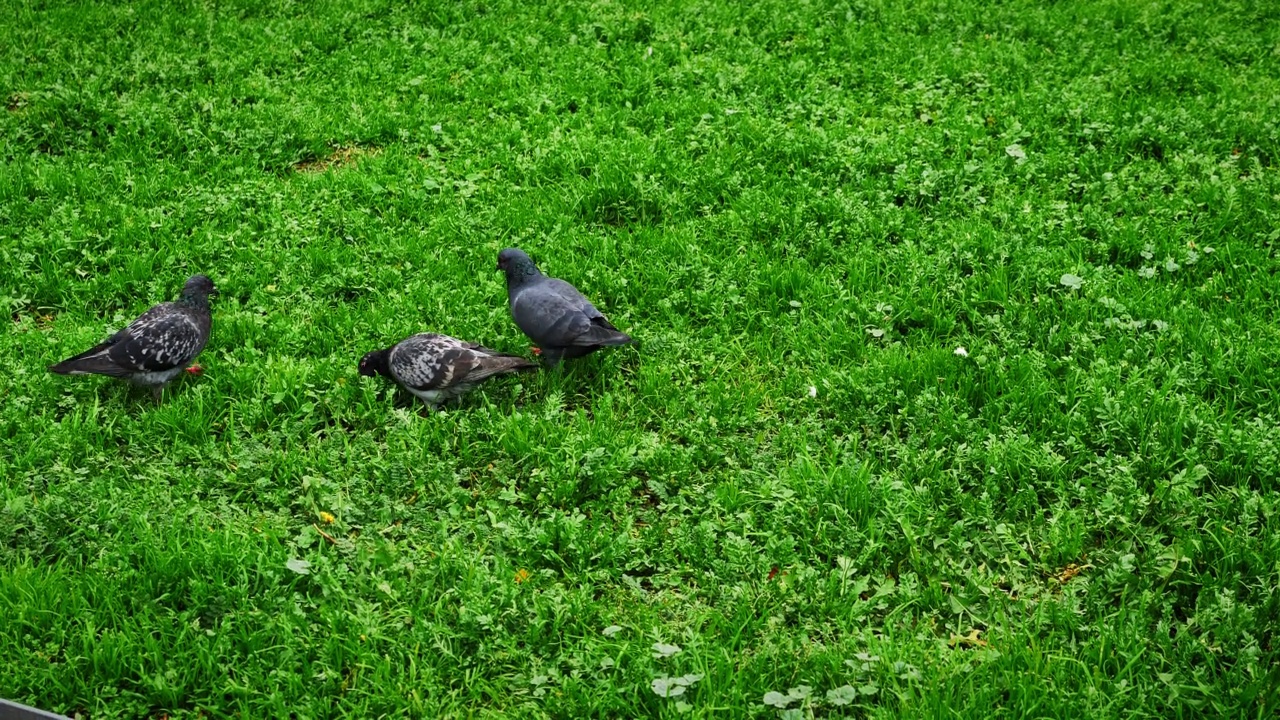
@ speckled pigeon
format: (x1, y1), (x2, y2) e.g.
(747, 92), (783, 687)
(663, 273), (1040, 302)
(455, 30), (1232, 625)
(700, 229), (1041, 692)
(496, 248), (634, 366)
(358, 332), (537, 408)
(48, 274), (217, 401)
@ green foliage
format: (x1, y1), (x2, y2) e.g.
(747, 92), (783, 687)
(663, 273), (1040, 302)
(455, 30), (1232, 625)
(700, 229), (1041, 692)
(2, 0), (1279, 717)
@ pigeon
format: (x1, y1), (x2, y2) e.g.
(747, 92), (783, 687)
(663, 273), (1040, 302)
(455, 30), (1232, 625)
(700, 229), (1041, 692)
(49, 274), (218, 401)
(496, 247), (634, 366)
(358, 333), (537, 408)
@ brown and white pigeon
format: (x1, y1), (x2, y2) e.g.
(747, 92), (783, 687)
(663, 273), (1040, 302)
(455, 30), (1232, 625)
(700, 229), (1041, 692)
(49, 274), (217, 401)
(496, 248), (634, 366)
(358, 333), (536, 408)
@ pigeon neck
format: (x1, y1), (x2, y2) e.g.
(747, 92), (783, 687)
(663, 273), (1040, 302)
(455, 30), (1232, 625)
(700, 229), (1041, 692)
(177, 291), (209, 310)
(366, 350), (392, 378)
(504, 259), (542, 288)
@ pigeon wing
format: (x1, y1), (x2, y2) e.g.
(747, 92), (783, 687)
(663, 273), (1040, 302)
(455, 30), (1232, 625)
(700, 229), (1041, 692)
(50, 304), (205, 376)
(460, 340), (507, 357)
(106, 305), (208, 372)
(511, 279), (599, 346)
(541, 278), (603, 316)
(388, 334), (477, 391)
(513, 278), (631, 348)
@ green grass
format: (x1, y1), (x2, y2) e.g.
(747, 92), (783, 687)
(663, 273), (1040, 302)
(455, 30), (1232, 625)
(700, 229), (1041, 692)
(2, 0), (1279, 716)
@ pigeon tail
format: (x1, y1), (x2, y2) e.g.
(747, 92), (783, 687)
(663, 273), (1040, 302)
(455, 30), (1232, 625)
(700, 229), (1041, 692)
(570, 322), (634, 348)
(467, 354), (539, 383)
(48, 344), (130, 377)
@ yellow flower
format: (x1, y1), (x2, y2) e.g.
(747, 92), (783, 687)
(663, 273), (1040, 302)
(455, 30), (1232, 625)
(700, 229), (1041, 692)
(319, 511), (336, 524)
(514, 568), (532, 584)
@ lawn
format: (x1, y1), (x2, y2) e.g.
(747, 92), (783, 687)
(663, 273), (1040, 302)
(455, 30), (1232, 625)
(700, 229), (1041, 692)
(2, 0), (1279, 717)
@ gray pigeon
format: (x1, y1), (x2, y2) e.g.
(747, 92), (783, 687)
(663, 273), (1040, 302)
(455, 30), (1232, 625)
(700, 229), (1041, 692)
(496, 248), (634, 366)
(358, 333), (537, 408)
(49, 274), (217, 401)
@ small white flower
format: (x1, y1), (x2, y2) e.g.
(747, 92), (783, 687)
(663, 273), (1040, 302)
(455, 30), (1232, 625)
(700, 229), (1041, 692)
(807, 386), (818, 398)
(954, 347), (969, 358)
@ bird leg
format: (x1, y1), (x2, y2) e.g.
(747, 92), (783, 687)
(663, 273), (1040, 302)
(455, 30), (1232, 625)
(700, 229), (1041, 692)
(151, 386), (164, 403)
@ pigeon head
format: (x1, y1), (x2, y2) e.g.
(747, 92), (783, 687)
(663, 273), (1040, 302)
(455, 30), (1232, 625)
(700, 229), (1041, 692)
(358, 349), (391, 378)
(496, 248), (541, 286)
(180, 274), (218, 306)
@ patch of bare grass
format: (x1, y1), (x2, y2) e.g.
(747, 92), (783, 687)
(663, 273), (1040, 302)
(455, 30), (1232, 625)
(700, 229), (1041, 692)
(293, 145), (381, 173)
